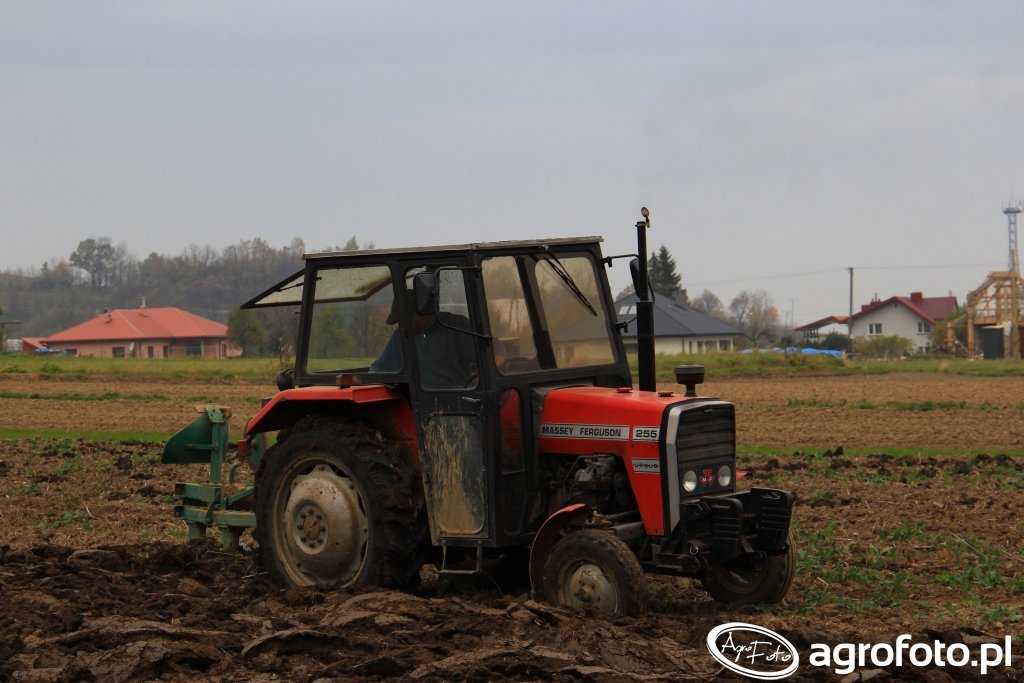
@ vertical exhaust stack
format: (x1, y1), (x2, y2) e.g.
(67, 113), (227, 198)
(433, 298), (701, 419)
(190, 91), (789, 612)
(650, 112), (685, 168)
(634, 207), (656, 392)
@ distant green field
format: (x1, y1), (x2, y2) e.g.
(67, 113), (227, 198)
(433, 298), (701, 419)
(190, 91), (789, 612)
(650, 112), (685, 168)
(0, 428), (169, 442)
(642, 351), (1024, 379)
(0, 355), (282, 381)
(1, 351), (1021, 382)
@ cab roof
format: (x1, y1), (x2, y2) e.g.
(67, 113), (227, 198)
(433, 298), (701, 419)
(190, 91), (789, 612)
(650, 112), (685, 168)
(244, 235), (606, 309)
(303, 235), (603, 261)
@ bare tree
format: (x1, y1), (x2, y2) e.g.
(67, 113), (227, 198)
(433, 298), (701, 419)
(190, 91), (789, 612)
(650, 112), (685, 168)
(690, 289), (726, 319)
(729, 289), (780, 344)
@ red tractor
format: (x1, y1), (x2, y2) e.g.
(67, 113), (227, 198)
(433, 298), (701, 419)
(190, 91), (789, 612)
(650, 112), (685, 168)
(164, 209), (795, 615)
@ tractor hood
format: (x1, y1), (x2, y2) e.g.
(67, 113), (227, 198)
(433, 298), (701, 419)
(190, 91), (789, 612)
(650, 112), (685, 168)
(537, 385), (702, 457)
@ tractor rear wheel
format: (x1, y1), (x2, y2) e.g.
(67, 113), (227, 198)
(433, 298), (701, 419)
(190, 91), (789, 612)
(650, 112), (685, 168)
(542, 529), (647, 616)
(254, 417), (425, 589)
(701, 533), (796, 605)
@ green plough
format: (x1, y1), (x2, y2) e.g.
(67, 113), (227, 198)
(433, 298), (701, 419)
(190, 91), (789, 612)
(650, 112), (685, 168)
(162, 406), (264, 550)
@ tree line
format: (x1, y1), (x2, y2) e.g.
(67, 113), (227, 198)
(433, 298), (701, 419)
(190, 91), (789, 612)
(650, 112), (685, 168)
(2, 237), (810, 355)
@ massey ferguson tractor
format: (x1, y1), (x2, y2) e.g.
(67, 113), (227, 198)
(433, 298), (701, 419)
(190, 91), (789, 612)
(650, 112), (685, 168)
(164, 209), (795, 615)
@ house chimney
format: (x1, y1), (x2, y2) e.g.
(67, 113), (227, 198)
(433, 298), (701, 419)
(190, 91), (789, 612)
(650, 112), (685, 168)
(910, 291), (923, 303)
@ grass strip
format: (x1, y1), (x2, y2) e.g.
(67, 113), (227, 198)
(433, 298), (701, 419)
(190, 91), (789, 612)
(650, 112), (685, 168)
(0, 391), (169, 402)
(740, 444), (1024, 459)
(785, 398), (1003, 411)
(0, 429), (172, 442)
(0, 356), (283, 381)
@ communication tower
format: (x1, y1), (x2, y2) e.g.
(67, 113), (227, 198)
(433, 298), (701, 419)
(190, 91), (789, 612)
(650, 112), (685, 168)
(1007, 203), (1022, 359)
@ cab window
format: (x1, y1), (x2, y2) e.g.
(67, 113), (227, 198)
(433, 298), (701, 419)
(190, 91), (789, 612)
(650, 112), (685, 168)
(305, 264), (396, 374)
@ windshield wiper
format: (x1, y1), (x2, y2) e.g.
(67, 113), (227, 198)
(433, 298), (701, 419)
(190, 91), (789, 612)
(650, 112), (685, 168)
(539, 245), (598, 316)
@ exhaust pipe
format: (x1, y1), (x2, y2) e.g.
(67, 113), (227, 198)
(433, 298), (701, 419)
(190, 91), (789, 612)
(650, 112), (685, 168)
(633, 207), (656, 392)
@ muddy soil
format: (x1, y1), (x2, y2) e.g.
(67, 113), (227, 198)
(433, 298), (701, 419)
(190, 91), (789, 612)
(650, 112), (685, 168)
(1, 373), (1023, 681)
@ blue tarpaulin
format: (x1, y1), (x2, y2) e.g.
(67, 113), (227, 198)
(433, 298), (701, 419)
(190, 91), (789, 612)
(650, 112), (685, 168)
(741, 347), (843, 358)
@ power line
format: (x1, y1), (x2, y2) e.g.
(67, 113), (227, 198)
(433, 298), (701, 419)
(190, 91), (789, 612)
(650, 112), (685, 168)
(689, 268), (844, 287)
(688, 263), (1002, 288)
(858, 263), (1001, 271)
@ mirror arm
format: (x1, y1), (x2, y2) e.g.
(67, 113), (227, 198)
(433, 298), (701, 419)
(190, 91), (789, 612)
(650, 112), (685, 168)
(615, 316), (636, 333)
(601, 253), (639, 268)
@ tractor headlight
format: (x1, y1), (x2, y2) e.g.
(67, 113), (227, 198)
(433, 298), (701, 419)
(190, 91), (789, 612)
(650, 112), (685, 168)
(683, 470), (698, 492)
(718, 464), (732, 487)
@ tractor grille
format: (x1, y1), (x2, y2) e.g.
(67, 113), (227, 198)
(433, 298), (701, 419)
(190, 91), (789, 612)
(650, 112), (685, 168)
(675, 403), (735, 462)
(674, 402), (735, 497)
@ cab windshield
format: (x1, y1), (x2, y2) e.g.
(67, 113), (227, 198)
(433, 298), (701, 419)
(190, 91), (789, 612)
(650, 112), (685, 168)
(481, 253), (615, 374)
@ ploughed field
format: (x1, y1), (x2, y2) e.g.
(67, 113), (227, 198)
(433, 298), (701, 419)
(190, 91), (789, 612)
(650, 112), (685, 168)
(1, 372), (1023, 681)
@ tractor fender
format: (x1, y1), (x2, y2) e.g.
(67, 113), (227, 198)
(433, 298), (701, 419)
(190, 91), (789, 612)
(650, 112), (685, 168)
(528, 503), (591, 599)
(244, 385), (414, 439)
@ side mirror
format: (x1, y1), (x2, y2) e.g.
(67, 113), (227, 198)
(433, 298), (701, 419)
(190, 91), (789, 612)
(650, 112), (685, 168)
(275, 368), (295, 391)
(413, 272), (438, 316)
(629, 257), (643, 296)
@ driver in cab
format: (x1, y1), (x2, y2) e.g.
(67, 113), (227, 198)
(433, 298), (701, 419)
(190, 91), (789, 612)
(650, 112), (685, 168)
(370, 289), (476, 390)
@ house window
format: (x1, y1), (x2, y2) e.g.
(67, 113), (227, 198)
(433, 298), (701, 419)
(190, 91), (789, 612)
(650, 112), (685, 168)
(186, 344), (202, 357)
(112, 346), (125, 358)
(719, 339), (730, 351)
(147, 346), (154, 359)
(917, 322), (932, 334)
(868, 323), (883, 336)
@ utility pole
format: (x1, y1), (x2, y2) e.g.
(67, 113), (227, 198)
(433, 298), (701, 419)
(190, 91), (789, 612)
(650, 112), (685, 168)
(847, 267), (854, 340)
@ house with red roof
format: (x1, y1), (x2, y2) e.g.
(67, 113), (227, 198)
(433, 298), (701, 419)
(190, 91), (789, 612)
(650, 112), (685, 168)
(850, 292), (958, 353)
(41, 306), (237, 359)
(20, 337), (47, 353)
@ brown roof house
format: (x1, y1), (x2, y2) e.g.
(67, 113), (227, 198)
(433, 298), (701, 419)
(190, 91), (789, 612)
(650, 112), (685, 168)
(42, 306), (238, 359)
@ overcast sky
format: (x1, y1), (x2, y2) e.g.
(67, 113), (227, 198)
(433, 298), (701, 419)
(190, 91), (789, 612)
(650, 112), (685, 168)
(2, 1), (1022, 325)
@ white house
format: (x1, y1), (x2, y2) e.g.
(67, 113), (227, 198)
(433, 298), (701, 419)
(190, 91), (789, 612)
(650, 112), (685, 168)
(850, 292), (957, 353)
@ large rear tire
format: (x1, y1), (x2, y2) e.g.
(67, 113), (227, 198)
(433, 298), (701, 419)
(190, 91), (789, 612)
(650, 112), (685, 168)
(542, 529), (647, 616)
(254, 417), (426, 589)
(701, 533), (796, 605)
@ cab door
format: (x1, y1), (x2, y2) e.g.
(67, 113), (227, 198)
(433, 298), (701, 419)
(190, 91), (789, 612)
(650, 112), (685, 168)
(402, 261), (491, 543)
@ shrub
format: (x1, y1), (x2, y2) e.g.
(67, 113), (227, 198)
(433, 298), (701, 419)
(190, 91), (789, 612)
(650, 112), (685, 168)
(854, 335), (912, 360)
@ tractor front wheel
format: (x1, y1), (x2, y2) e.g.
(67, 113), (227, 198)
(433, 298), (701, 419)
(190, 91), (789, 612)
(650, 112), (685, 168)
(254, 418), (425, 589)
(542, 529), (647, 616)
(701, 533), (796, 605)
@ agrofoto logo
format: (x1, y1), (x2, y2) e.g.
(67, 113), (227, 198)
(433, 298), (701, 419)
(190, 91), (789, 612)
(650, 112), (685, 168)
(706, 622), (1015, 679)
(706, 622), (799, 680)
